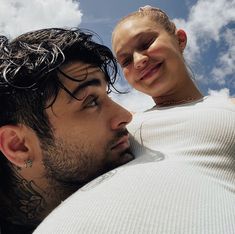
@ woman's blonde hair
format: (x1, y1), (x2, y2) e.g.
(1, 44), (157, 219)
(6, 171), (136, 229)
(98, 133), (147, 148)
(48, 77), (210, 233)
(113, 6), (176, 36)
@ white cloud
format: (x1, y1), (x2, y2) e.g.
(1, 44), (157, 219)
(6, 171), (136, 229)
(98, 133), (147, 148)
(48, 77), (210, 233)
(110, 76), (155, 112)
(208, 88), (230, 97)
(173, 0), (235, 89)
(174, 0), (235, 61)
(211, 29), (235, 85)
(111, 89), (155, 113)
(0, 0), (82, 38)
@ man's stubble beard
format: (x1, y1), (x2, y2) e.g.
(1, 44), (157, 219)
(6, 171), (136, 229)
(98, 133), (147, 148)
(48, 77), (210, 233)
(41, 132), (133, 192)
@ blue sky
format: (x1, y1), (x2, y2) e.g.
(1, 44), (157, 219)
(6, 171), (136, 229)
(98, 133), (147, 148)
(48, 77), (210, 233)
(1, 0), (234, 111)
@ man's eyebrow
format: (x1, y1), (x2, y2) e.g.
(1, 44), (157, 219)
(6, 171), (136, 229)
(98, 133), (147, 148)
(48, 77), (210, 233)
(69, 78), (102, 102)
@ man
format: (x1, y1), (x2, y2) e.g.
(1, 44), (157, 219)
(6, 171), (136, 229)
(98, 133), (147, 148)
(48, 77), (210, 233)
(0, 28), (134, 233)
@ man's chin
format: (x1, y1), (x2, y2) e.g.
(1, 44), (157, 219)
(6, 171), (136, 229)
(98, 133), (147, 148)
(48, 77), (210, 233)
(120, 150), (135, 164)
(110, 149), (134, 169)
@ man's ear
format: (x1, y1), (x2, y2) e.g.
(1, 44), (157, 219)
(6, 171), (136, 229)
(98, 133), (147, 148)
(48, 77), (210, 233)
(0, 125), (33, 168)
(176, 29), (187, 52)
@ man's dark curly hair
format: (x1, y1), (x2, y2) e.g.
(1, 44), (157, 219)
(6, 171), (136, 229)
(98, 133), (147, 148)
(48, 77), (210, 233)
(0, 28), (118, 142)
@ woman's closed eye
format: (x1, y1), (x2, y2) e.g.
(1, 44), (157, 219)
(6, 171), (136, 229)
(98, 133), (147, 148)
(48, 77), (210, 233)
(120, 38), (155, 67)
(140, 38), (155, 51)
(120, 56), (132, 67)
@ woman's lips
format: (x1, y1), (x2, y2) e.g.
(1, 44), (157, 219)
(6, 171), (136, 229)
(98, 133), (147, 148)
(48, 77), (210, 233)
(140, 62), (162, 81)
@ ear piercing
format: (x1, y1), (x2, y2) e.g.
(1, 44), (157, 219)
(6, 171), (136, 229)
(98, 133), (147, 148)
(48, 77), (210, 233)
(25, 159), (33, 168)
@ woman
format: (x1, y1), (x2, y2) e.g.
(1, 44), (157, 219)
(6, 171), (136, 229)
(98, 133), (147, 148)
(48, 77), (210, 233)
(112, 5), (233, 106)
(112, 5), (235, 153)
(110, 5), (235, 232)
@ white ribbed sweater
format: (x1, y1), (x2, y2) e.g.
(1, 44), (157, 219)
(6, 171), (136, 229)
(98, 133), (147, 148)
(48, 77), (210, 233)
(34, 95), (235, 234)
(130, 96), (235, 190)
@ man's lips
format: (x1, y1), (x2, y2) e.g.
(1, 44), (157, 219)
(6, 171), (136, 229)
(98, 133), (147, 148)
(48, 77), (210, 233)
(111, 135), (130, 151)
(139, 62), (163, 81)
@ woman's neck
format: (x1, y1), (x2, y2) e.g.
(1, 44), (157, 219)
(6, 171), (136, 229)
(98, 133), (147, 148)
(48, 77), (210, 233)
(153, 78), (203, 108)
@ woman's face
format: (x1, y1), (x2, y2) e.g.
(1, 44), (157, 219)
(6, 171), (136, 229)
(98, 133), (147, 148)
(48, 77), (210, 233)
(112, 16), (188, 98)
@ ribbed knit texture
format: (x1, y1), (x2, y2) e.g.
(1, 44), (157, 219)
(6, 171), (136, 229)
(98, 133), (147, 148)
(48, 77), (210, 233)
(34, 95), (235, 234)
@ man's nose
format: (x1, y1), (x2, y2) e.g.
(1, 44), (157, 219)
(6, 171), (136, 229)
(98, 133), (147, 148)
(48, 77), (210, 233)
(110, 100), (132, 130)
(133, 51), (148, 69)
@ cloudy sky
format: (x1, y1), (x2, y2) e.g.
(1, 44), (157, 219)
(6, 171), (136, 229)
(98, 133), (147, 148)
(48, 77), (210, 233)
(1, 0), (234, 111)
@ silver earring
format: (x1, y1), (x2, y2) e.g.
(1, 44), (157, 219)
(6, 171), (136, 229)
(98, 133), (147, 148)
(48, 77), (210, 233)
(25, 159), (33, 168)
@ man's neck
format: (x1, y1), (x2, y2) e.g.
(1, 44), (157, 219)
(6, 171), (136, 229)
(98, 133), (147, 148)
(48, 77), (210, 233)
(0, 166), (77, 232)
(1, 161), (86, 234)
(0, 218), (35, 234)
(0, 169), (47, 230)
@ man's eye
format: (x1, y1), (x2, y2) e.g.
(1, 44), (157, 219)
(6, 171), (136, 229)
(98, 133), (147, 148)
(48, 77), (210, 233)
(84, 96), (99, 108)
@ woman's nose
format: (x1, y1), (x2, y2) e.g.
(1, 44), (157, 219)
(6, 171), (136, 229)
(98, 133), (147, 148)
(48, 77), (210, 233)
(133, 51), (148, 69)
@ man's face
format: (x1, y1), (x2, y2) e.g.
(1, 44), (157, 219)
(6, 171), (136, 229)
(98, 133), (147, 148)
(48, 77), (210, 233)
(43, 61), (133, 186)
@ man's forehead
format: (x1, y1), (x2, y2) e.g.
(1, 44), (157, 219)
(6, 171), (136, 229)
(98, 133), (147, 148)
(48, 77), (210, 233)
(60, 61), (101, 78)
(56, 61), (108, 104)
